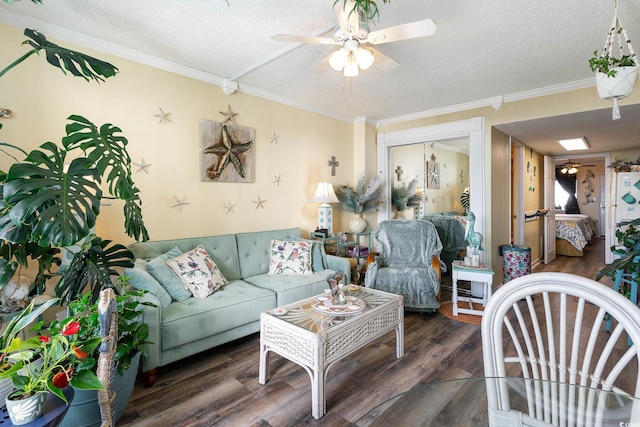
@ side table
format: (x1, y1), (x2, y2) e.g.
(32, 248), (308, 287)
(451, 260), (494, 316)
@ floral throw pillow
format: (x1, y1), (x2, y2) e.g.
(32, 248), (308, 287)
(166, 245), (228, 299)
(267, 239), (312, 275)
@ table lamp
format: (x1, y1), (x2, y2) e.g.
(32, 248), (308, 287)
(310, 181), (340, 235)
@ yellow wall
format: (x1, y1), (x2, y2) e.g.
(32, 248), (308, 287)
(0, 23), (356, 245)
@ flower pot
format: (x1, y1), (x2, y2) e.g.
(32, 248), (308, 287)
(596, 66), (639, 100)
(6, 391), (47, 425)
(59, 352), (140, 427)
(349, 214), (367, 233)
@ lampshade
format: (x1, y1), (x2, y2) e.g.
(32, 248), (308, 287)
(329, 48), (349, 71)
(310, 182), (339, 204)
(343, 53), (359, 77)
(355, 48), (374, 70)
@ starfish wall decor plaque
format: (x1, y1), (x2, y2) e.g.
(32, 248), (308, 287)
(200, 119), (255, 182)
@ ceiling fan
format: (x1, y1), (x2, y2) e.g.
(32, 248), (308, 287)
(558, 160), (595, 174)
(271, 0), (436, 77)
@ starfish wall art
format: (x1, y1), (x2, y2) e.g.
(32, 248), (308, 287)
(200, 119), (255, 183)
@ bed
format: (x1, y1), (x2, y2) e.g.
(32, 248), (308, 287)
(555, 214), (596, 256)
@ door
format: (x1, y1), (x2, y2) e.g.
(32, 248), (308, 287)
(543, 155), (556, 264)
(598, 173), (606, 237)
(511, 140), (524, 245)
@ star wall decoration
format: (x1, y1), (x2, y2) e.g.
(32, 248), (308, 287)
(272, 174), (282, 186)
(219, 105), (238, 123)
(133, 158), (152, 173)
(171, 196), (190, 212)
(153, 107), (171, 123)
(267, 131), (279, 144)
(252, 195), (266, 210)
(203, 124), (254, 180)
(223, 200), (236, 214)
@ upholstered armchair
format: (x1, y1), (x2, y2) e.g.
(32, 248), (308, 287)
(364, 220), (442, 312)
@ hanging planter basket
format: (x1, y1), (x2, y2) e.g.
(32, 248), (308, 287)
(591, 0), (639, 119)
(596, 66), (639, 100)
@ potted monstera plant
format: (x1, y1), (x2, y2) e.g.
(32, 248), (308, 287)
(0, 28), (149, 305)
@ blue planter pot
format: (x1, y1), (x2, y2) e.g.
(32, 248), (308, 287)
(59, 352), (140, 427)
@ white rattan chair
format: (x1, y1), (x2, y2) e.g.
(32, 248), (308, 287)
(482, 272), (640, 426)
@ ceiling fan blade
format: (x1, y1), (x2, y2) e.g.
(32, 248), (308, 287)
(370, 48), (400, 71)
(334, 0), (360, 37)
(367, 19), (437, 45)
(271, 34), (338, 45)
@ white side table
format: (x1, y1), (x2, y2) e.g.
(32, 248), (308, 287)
(451, 260), (494, 316)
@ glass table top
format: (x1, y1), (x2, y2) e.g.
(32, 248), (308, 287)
(265, 286), (397, 333)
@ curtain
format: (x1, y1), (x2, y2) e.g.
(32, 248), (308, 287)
(556, 168), (580, 214)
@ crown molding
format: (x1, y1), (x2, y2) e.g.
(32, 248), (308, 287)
(377, 78), (595, 127)
(0, 10), (355, 124)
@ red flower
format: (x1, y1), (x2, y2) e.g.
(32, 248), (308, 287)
(61, 321), (80, 336)
(72, 346), (89, 359)
(52, 370), (70, 388)
(39, 336), (50, 343)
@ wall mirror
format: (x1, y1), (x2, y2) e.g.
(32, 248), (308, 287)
(377, 117), (486, 248)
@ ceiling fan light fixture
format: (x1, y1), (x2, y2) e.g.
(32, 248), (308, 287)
(343, 53), (359, 77)
(355, 47), (374, 70)
(568, 166), (578, 174)
(329, 48), (349, 71)
(560, 167), (568, 174)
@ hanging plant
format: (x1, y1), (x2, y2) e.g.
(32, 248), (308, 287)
(334, 0), (390, 23)
(589, 0), (639, 119)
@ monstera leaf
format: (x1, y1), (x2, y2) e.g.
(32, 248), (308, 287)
(0, 116), (148, 248)
(0, 28), (118, 82)
(55, 237), (134, 305)
(1, 142), (102, 248)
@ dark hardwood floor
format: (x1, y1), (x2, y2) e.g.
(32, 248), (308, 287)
(118, 239), (609, 427)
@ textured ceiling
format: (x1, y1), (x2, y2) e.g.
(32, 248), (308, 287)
(1, 0), (640, 158)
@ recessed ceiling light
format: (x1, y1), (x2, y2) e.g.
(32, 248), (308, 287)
(557, 137), (589, 151)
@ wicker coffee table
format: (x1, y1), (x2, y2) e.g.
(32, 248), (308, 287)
(258, 286), (404, 419)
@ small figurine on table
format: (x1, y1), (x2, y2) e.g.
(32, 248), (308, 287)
(464, 211), (483, 267)
(326, 272), (345, 304)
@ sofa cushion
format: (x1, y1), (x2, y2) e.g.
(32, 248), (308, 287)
(129, 234), (242, 281)
(159, 280), (275, 350)
(125, 259), (172, 309)
(146, 247), (193, 302)
(244, 271), (332, 306)
(236, 228), (302, 278)
(288, 235), (327, 271)
(166, 245), (228, 299)
(267, 239), (312, 275)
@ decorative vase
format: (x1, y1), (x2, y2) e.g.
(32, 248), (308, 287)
(59, 352), (141, 427)
(6, 392), (47, 425)
(596, 66), (638, 100)
(349, 214), (366, 233)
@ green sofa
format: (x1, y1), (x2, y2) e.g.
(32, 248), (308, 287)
(126, 227), (351, 386)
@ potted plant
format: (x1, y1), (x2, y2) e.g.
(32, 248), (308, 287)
(391, 178), (423, 218)
(334, 0), (390, 23)
(4, 308), (102, 425)
(588, 50), (638, 100)
(44, 283), (151, 427)
(335, 175), (385, 232)
(0, 297), (59, 407)
(0, 28), (149, 305)
(596, 219), (640, 300)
